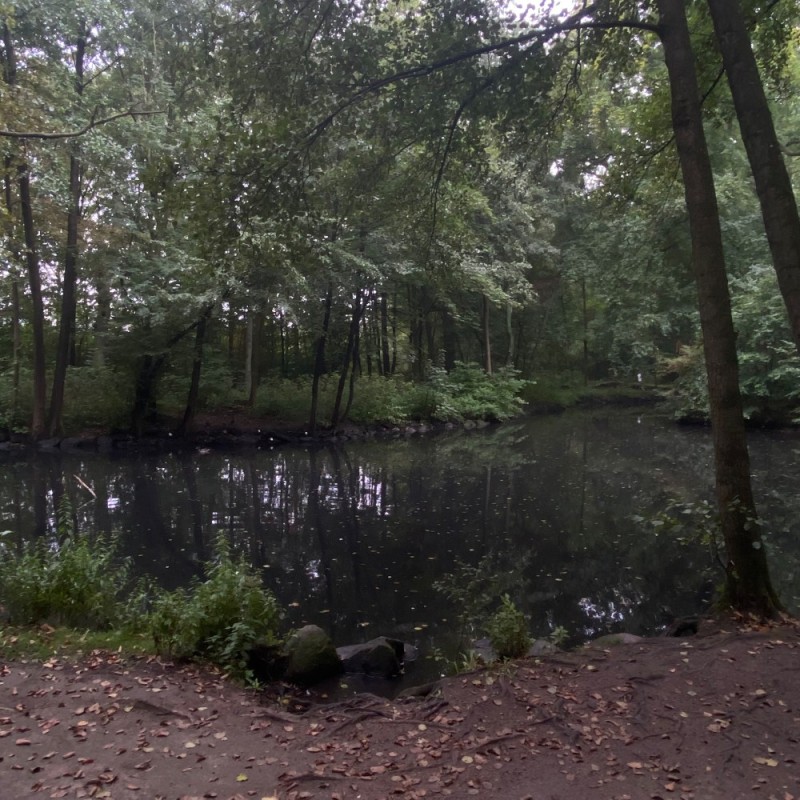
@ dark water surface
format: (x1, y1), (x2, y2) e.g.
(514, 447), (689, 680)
(2, 409), (799, 675)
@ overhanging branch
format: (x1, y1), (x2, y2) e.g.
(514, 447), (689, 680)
(0, 108), (165, 140)
(306, 4), (662, 143)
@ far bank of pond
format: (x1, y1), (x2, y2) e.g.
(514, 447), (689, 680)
(1, 409), (798, 685)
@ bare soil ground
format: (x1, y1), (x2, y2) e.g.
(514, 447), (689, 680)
(2, 617), (798, 800)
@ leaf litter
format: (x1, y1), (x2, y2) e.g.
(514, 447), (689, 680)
(0, 617), (798, 799)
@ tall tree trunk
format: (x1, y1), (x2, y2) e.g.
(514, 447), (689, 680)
(18, 161), (47, 439)
(245, 311), (254, 402)
(3, 23), (46, 438)
(245, 309), (264, 407)
(92, 265), (111, 367)
(3, 158), (22, 425)
(707, 0), (800, 357)
(441, 306), (457, 372)
(657, 0), (780, 616)
(581, 277), (589, 386)
(131, 354), (164, 438)
(482, 294), (493, 375)
(380, 291), (391, 375)
(505, 303), (515, 367)
(178, 307), (212, 435)
(331, 289), (363, 429)
(341, 312), (362, 425)
(390, 292), (398, 374)
(49, 151), (82, 435)
(49, 24), (86, 437)
(309, 283), (333, 435)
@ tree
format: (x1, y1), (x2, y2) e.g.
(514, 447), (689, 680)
(706, 0), (800, 359)
(1, 20), (47, 439)
(655, 0), (780, 616)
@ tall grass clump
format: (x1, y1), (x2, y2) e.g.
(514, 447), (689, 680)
(0, 532), (131, 629)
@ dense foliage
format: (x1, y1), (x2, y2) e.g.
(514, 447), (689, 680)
(2, 1), (797, 438)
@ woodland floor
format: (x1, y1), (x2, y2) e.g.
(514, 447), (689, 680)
(1, 616), (798, 800)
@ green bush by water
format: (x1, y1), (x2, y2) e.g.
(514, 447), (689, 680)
(486, 594), (532, 660)
(0, 523), (283, 679)
(0, 532), (131, 629)
(254, 365), (527, 427)
(146, 534), (282, 676)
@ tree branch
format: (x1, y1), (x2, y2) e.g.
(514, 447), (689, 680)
(305, 4), (662, 144)
(0, 108), (165, 140)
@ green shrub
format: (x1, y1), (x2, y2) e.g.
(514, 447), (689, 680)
(147, 535), (283, 675)
(0, 533), (131, 629)
(486, 594), (532, 660)
(249, 363), (527, 427)
(401, 363), (527, 422)
(254, 376), (329, 426)
(347, 376), (406, 424)
(62, 366), (130, 431)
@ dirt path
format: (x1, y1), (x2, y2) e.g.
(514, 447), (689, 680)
(2, 618), (798, 799)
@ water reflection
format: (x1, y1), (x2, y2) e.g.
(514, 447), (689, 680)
(1, 410), (799, 666)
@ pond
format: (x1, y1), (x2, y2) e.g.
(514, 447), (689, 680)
(1, 409), (799, 680)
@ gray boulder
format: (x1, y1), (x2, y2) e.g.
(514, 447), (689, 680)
(337, 636), (406, 678)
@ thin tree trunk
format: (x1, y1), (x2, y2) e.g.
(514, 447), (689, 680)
(92, 265), (111, 367)
(49, 23), (86, 437)
(482, 294), (493, 375)
(3, 23), (46, 438)
(390, 291), (398, 374)
(244, 311), (255, 402)
(49, 152), (82, 435)
(309, 283), (333, 435)
(331, 289), (363, 429)
(246, 309), (263, 407)
(707, 0), (800, 357)
(18, 162), (47, 439)
(380, 291), (391, 376)
(505, 303), (515, 367)
(341, 301), (363, 424)
(441, 306), (457, 372)
(657, 0), (780, 616)
(3, 158), (21, 424)
(178, 307), (212, 435)
(581, 277), (589, 386)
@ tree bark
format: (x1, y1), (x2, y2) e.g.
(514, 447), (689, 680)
(380, 291), (391, 375)
(482, 293), (493, 375)
(657, 0), (780, 616)
(707, 0), (800, 358)
(3, 157), (22, 425)
(3, 23), (46, 438)
(505, 303), (515, 367)
(331, 289), (363, 429)
(309, 282), (333, 435)
(178, 307), (212, 435)
(248, 309), (264, 406)
(49, 23), (86, 437)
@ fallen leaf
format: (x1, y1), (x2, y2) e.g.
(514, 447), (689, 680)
(236, 773), (248, 782)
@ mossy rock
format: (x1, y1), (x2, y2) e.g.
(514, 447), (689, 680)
(283, 625), (342, 685)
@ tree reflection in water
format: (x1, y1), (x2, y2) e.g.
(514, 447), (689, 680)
(1, 410), (798, 670)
